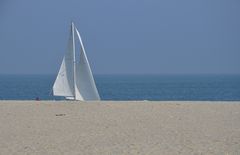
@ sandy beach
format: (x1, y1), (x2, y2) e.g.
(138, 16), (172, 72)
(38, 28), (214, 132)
(0, 101), (239, 155)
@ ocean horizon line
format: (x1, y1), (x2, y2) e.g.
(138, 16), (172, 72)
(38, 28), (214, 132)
(1, 73), (240, 76)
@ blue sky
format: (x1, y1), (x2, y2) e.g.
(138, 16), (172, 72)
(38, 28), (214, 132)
(0, 0), (239, 74)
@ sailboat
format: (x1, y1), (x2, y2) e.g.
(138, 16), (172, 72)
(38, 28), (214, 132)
(53, 22), (100, 101)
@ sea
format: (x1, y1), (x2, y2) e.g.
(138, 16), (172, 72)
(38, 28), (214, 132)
(0, 74), (240, 101)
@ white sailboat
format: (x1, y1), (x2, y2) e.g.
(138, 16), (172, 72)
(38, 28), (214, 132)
(53, 22), (100, 101)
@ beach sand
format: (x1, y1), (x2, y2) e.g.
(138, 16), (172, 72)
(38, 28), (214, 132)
(0, 101), (239, 155)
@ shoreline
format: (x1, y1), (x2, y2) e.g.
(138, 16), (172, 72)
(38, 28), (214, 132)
(1, 100), (240, 102)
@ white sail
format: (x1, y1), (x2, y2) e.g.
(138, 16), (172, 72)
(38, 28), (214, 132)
(53, 24), (75, 97)
(53, 22), (100, 101)
(74, 27), (100, 100)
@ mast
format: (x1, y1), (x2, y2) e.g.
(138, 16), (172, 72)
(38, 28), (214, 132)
(71, 22), (76, 100)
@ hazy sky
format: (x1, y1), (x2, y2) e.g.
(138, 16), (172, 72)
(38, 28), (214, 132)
(0, 0), (239, 74)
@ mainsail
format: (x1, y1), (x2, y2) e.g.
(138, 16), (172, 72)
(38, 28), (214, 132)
(53, 22), (100, 101)
(75, 28), (100, 100)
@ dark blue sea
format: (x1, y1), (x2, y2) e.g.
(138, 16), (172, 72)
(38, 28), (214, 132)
(0, 74), (240, 101)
